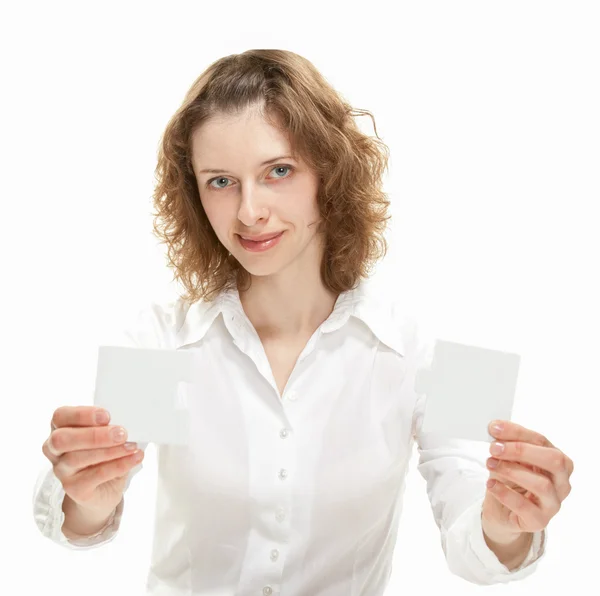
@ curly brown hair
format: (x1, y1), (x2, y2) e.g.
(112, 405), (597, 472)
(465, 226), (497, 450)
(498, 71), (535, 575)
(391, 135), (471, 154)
(151, 49), (392, 304)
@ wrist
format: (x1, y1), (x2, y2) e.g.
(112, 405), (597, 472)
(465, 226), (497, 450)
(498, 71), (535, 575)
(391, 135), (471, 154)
(62, 495), (119, 539)
(481, 514), (524, 545)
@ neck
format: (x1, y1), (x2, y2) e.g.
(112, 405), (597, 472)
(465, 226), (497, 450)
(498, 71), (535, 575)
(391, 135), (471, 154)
(238, 238), (339, 340)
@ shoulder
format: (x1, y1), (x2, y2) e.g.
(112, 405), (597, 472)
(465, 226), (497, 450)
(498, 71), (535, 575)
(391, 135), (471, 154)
(355, 277), (436, 364)
(117, 294), (226, 350)
(111, 297), (193, 349)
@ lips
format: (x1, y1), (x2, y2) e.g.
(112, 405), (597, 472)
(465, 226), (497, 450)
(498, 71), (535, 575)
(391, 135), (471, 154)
(237, 231), (284, 252)
(238, 232), (283, 242)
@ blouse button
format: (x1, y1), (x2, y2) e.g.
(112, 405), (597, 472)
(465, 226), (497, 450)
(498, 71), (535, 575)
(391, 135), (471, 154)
(287, 391), (297, 401)
(278, 468), (288, 480)
(279, 428), (289, 439)
(270, 548), (279, 561)
(276, 509), (286, 522)
(263, 587), (273, 596)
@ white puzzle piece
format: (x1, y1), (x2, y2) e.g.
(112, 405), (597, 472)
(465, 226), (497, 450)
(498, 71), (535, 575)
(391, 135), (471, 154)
(94, 346), (196, 445)
(415, 339), (520, 442)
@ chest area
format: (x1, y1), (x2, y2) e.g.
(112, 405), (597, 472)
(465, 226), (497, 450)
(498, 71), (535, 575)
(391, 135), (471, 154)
(261, 336), (311, 397)
(172, 335), (414, 500)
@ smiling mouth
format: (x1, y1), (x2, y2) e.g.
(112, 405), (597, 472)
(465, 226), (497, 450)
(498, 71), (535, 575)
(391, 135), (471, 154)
(236, 231), (284, 252)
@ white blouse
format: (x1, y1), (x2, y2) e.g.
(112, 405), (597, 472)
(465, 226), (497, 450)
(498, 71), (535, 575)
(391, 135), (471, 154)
(33, 277), (546, 595)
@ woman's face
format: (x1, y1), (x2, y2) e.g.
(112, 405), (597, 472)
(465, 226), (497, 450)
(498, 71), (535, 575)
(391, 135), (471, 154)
(191, 106), (324, 279)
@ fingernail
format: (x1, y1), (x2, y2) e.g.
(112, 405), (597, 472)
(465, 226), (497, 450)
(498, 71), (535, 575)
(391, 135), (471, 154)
(112, 427), (127, 442)
(490, 421), (503, 433)
(124, 442), (138, 451)
(490, 441), (505, 455)
(487, 457), (499, 468)
(95, 410), (110, 425)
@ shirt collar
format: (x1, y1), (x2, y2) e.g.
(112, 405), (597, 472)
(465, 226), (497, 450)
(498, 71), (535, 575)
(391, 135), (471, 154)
(175, 277), (405, 356)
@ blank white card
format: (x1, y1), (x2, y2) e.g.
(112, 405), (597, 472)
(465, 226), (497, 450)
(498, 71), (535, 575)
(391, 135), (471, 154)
(94, 346), (196, 445)
(414, 339), (521, 443)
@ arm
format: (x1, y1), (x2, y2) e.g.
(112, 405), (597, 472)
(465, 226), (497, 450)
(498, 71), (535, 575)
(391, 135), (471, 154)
(33, 302), (160, 549)
(33, 455), (145, 550)
(410, 329), (546, 585)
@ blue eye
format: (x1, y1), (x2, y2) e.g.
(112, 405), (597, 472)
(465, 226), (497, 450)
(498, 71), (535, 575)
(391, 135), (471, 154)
(208, 177), (231, 190)
(271, 166), (291, 178)
(206, 165), (293, 191)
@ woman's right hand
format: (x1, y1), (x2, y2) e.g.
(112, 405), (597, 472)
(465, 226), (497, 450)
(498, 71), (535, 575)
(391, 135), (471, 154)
(42, 406), (145, 515)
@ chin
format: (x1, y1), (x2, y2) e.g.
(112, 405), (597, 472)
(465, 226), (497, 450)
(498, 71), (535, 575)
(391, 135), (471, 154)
(237, 260), (283, 277)
(235, 248), (297, 278)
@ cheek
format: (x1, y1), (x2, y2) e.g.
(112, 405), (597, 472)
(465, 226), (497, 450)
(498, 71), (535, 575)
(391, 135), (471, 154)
(201, 200), (228, 234)
(304, 201), (322, 231)
(283, 192), (320, 226)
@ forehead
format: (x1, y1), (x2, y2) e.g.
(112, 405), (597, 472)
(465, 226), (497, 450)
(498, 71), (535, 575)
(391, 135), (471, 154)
(191, 107), (291, 163)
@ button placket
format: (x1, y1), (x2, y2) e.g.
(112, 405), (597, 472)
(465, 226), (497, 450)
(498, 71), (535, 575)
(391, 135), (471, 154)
(266, 415), (294, 586)
(277, 421), (292, 482)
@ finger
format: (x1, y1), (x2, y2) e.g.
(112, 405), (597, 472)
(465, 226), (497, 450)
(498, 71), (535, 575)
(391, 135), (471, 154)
(487, 458), (561, 515)
(486, 478), (550, 532)
(51, 406), (111, 430)
(48, 425), (128, 457)
(54, 442), (140, 480)
(489, 440), (570, 481)
(65, 450), (145, 498)
(488, 420), (554, 448)
(489, 421), (575, 478)
(42, 436), (61, 465)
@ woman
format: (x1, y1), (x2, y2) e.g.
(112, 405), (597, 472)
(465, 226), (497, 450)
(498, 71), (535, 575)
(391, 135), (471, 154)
(34, 49), (573, 595)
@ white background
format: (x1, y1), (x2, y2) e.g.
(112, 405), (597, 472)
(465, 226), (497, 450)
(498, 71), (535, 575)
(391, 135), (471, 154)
(2, 1), (597, 594)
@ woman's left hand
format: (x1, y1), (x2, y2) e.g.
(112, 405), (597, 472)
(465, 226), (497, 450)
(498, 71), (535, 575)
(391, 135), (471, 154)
(481, 420), (574, 543)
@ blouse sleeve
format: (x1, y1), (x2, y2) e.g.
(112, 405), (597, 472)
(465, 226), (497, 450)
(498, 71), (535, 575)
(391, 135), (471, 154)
(32, 300), (170, 549)
(32, 454), (146, 550)
(410, 324), (547, 584)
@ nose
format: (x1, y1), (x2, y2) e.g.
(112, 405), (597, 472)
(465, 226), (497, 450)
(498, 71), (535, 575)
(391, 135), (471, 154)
(237, 183), (269, 227)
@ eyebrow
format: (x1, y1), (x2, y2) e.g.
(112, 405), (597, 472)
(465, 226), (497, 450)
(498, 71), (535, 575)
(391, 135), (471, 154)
(198, 155), (295, 175)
